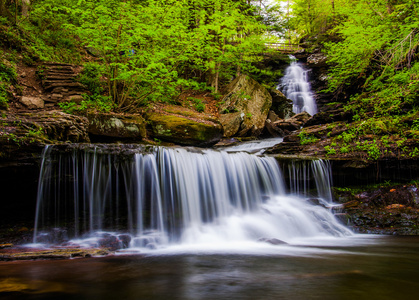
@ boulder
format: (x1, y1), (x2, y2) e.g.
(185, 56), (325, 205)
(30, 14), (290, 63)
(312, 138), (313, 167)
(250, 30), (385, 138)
(219, 75), (272, 137)
(219, 112), (242, 138)
(20, 96), (44, 109)
(88, 113), (146, 141)
(269, 89), (293, 119)
(147, 113), (223, 147)
(18, 110), (90, 142)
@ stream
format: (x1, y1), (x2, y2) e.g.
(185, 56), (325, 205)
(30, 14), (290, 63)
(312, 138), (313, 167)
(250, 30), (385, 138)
(1, 236), (419, 299)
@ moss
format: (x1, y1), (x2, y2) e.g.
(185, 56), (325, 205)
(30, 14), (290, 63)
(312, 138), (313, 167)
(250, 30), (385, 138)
(147, 113), (222, 146)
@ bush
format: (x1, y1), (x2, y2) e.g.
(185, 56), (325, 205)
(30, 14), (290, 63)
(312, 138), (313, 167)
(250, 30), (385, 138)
(78, 63), (104, 95)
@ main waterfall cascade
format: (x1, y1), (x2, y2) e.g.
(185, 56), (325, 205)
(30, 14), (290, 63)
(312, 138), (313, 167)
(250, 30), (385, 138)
(33, 144), (352, 251)
(280, 56), (317, 115)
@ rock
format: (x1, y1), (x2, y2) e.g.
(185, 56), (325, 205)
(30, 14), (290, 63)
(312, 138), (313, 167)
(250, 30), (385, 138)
(67, 95), (84, 104)
(304, 108), (352, 127)
(258, 238), (288, 245)
(265, 118), (285, 137)
(307, 53), (328, 67)
(146, 243), (157, 250)
(88, 113), (147, 141)
(219, 75), (272, 137)
(269, 88), (293, 119)
(219, 112), (242, 137)
(85, 46), (101, 57)
(35, 228), (68, 244)
(307, 198), (328, 208)
(266, 112), (312, 138)
(0, 248), (113, 261)
(267, 110), (280, 123)
(289, 111), (312, 124)
(20, 96), (44, 109)
(118, 234), (132, 249)
(147, 112), (223, 147)
(32, 111), (90, 142)
(98, 235), (121, 251)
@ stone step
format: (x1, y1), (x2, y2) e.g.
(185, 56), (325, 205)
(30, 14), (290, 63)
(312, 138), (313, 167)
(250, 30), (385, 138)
(45, 70), (77, 75)
(44, 75), (78, 80)
(51, 87), (69, 93)
(44, 69), (77, 76)
(42, 62), (75, 67)
(45, 66), (74, 73)
(44, 82), (87, 91)
(43, 80), (76, 86)
(63, 91), (85, 96)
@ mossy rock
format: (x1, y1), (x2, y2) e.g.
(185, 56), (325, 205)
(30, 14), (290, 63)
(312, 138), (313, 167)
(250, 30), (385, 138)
(219, 75), (272, 137)
(87, 113), (146, 141)
(147, 113), (222, 147)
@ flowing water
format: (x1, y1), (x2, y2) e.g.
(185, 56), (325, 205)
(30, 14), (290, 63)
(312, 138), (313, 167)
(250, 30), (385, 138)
(280, 56), (317, 115)
(2, 142), (419, 299)
(33, 143), (350, 250)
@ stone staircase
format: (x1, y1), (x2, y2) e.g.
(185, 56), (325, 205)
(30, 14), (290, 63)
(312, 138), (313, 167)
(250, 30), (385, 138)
(40, 62), (88, 106)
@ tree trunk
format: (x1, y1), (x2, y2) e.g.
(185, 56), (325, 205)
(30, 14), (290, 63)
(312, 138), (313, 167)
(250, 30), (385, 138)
(22, 0), (30, 17)
(0, 0), (5, 17)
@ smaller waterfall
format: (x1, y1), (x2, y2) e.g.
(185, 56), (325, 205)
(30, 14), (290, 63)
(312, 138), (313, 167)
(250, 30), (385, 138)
(33, 144), (352, 251)
(288, 159), (334, 203)
(280, 56), (317, 115)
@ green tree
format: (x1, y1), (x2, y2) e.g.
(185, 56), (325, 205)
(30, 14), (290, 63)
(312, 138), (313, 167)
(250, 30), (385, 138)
(27, 0), (268, 111)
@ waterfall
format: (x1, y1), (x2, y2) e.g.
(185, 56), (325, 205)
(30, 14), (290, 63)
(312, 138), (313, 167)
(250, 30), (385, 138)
(280, 56), (317, 115)
(33, 144), (352, 249)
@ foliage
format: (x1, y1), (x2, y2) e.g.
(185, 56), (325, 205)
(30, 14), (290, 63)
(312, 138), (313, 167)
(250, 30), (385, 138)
(298, 130), (319, 145)
(26, 0), (267, 112)
(58, 94), (114, 114)
(0, 57), (17, 109)
(188, 97), (206, 113)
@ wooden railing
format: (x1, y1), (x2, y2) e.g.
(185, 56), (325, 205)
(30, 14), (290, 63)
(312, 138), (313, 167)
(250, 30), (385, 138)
(266, 43), (302, 52)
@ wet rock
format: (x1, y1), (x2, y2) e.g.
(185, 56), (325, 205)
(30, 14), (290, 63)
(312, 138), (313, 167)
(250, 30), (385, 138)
(98, 234), (121, 251)
(146, 243), (157, 250)
(258, 238), (288, 245)
(0, 248), (112, 261)
(118, 234), (132, 249)
(219, 75), (272, 137)
(335, 184), (419, 235)
(334, 213), (350, 224)
(36, 228), (68, 244)
(269, 88), (293, 119)
(306, 198), (328, 208)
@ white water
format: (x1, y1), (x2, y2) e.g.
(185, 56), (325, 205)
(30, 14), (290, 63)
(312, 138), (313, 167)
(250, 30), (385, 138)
(280, 56), (317, 115)
(33, 144), (352, 252)
(223, 137), (283, 154)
